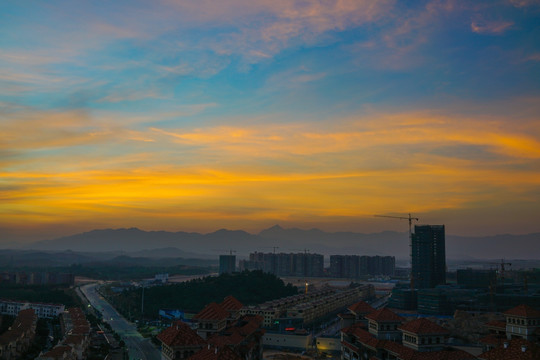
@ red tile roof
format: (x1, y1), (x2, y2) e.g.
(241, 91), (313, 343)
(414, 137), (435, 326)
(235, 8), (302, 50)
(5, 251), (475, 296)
(398, 318), (449, 335)
(348, 301), (375, 315)
(64, 334), (85, 346)
(503, 304), (540, 318)
(365, 308), (404, 323)
(40, 345), (74, 359)
(345, 326), (382, 350)
(341, 322), (368, 335)
(188, 346), (242, 360)
(221, 296), (243, 311)
(485, 320), (506, 330)
(478, 338), (540, 360)
(412, 349), (477, 360)
(383, 340), (417, 360)
(479, 334), (506, 346)
(193, 302), (230, 321)
(0, 308), (37, 343)
(211, 315), (264, 346)
(157, 321), (206, 347)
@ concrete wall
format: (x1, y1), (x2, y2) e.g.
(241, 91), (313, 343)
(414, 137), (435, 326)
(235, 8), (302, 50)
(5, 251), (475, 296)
(263, 332), (312, 350)
(315, 336), (341, 352)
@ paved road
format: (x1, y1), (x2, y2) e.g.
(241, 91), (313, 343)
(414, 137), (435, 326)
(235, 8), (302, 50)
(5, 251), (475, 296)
(80, 283), (161, 360)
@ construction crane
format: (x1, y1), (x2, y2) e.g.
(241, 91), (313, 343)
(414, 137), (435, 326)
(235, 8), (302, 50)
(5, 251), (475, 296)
(488, 259), (512, 281)
(374, 213), (419, 238)
(214, 249), (236, 255)
(374, 213), (419, 291)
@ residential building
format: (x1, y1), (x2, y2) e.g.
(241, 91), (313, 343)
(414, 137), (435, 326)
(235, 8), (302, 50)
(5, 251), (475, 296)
(478, 338), (540, 360)
(37, 308), (92, 360)
(0, 299), (65, 319)
(457, 268), (497, 289)
(341, 310), (475, 360)
(157, 296), (264, 360)
(244, 252), (324, 277)
(504, 304), (540, 342)
(0, 309), (37, 360)
(330, 255), (395, 278)
(219, 255), (236, 275)
(0, 271), (74, 286)
(193, 303), (230, 339)
(398, 318), (449, 352)
(157, 321), (206, 360)
(365, 308), (404, 341)
(411, 225), (446, 289)
(241, 285), (374, 328)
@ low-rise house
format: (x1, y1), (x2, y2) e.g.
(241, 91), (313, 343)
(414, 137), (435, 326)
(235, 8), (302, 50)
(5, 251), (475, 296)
(0, 308), (37, 360)
(504, 304), (540, 342)
(36, 344), (77, 360)
(398, 318), (449, 352)
(365, 308), (405, 341)
(478, 338), (540, 360)
(193, 303), (230, 340)
(157, 321), (206, 360)
(0, 299), (64, 319)
(158, 296), (264, 360)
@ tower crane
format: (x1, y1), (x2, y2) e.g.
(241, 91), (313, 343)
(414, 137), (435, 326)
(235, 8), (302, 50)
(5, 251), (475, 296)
(374, 213), (419, 290)
(374, 213), (419, 238)
(488, 259), (512, 281)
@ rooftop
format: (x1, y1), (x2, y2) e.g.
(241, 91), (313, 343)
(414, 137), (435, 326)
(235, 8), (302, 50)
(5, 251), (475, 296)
(188, 346), (242, 360)
(503, 304), (540, 318)
(221, 296), (243, 311)
(478, 338), (540, 360)
(157, 321), (206, 347)
(398, 318), (449, 335)
(193, 303), (230, 321)
(485, 320), (506, 329)
(365, 308), (405, 323)
(348, 301), (375, 315)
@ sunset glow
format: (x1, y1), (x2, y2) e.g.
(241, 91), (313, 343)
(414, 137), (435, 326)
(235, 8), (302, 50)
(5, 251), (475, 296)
(1, 0), (539, 241)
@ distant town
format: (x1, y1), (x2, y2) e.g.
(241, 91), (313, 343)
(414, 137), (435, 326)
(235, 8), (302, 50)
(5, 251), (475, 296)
(1, 224), (539, 359)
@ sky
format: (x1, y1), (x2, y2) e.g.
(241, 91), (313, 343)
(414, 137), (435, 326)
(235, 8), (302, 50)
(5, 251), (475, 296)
(1, 0), (540, 243)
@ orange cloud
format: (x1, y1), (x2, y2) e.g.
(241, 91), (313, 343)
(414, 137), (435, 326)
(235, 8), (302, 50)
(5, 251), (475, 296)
(471, 20), (513, 34)
(2, 104), (540, 238)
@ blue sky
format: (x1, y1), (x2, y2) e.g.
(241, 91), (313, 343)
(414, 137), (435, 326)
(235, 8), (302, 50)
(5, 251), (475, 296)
(1, 0), (540, 242)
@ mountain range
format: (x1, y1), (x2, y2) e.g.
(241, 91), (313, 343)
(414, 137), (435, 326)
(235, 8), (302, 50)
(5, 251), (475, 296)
(22, 225), (540, 260)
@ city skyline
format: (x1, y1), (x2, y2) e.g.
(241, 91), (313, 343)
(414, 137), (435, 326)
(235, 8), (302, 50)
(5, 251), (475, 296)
(2, 1), (540, 243)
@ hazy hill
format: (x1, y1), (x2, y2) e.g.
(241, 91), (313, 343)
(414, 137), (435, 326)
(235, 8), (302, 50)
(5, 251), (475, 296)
(24, 226), (540, 260)
(29, 228), (260, 255)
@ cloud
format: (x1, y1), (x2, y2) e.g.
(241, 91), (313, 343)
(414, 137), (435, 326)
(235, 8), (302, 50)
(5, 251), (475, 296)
(523, 53), (540, 62)
(509, 0), (540, 8)
(471, 20), (514, 34)
(148, 109), (540, 162)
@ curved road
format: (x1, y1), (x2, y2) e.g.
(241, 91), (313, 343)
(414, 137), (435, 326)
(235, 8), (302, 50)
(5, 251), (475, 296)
(80, 283), (161, 360)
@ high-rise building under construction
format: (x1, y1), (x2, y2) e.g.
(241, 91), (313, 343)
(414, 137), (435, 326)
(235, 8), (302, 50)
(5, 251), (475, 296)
(411, 225), (446, 289)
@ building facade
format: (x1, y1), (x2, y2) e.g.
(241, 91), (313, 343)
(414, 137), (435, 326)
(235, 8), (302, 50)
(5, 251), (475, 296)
(240, 252), (324, 277)
(219, 255), (236, 274)
(411, 225), (446, 289)
(0, 300), (65, 319)
(329, 255), (395, 278)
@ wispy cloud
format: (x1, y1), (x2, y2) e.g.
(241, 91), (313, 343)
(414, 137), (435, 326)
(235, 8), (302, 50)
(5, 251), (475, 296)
(471, 19), (514, 34)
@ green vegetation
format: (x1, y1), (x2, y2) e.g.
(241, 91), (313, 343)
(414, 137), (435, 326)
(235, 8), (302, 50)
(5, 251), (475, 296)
(20, 318), (49, 360)
(105, 270), (297, 319)
(0, 315), (15, 334)
(64, 263), (212, 280)
(0, 284), (81, 307)
(0, 263), (212, 281)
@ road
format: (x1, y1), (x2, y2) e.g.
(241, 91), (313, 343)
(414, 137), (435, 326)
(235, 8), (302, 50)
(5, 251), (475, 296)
(80, 283), (161, 360)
